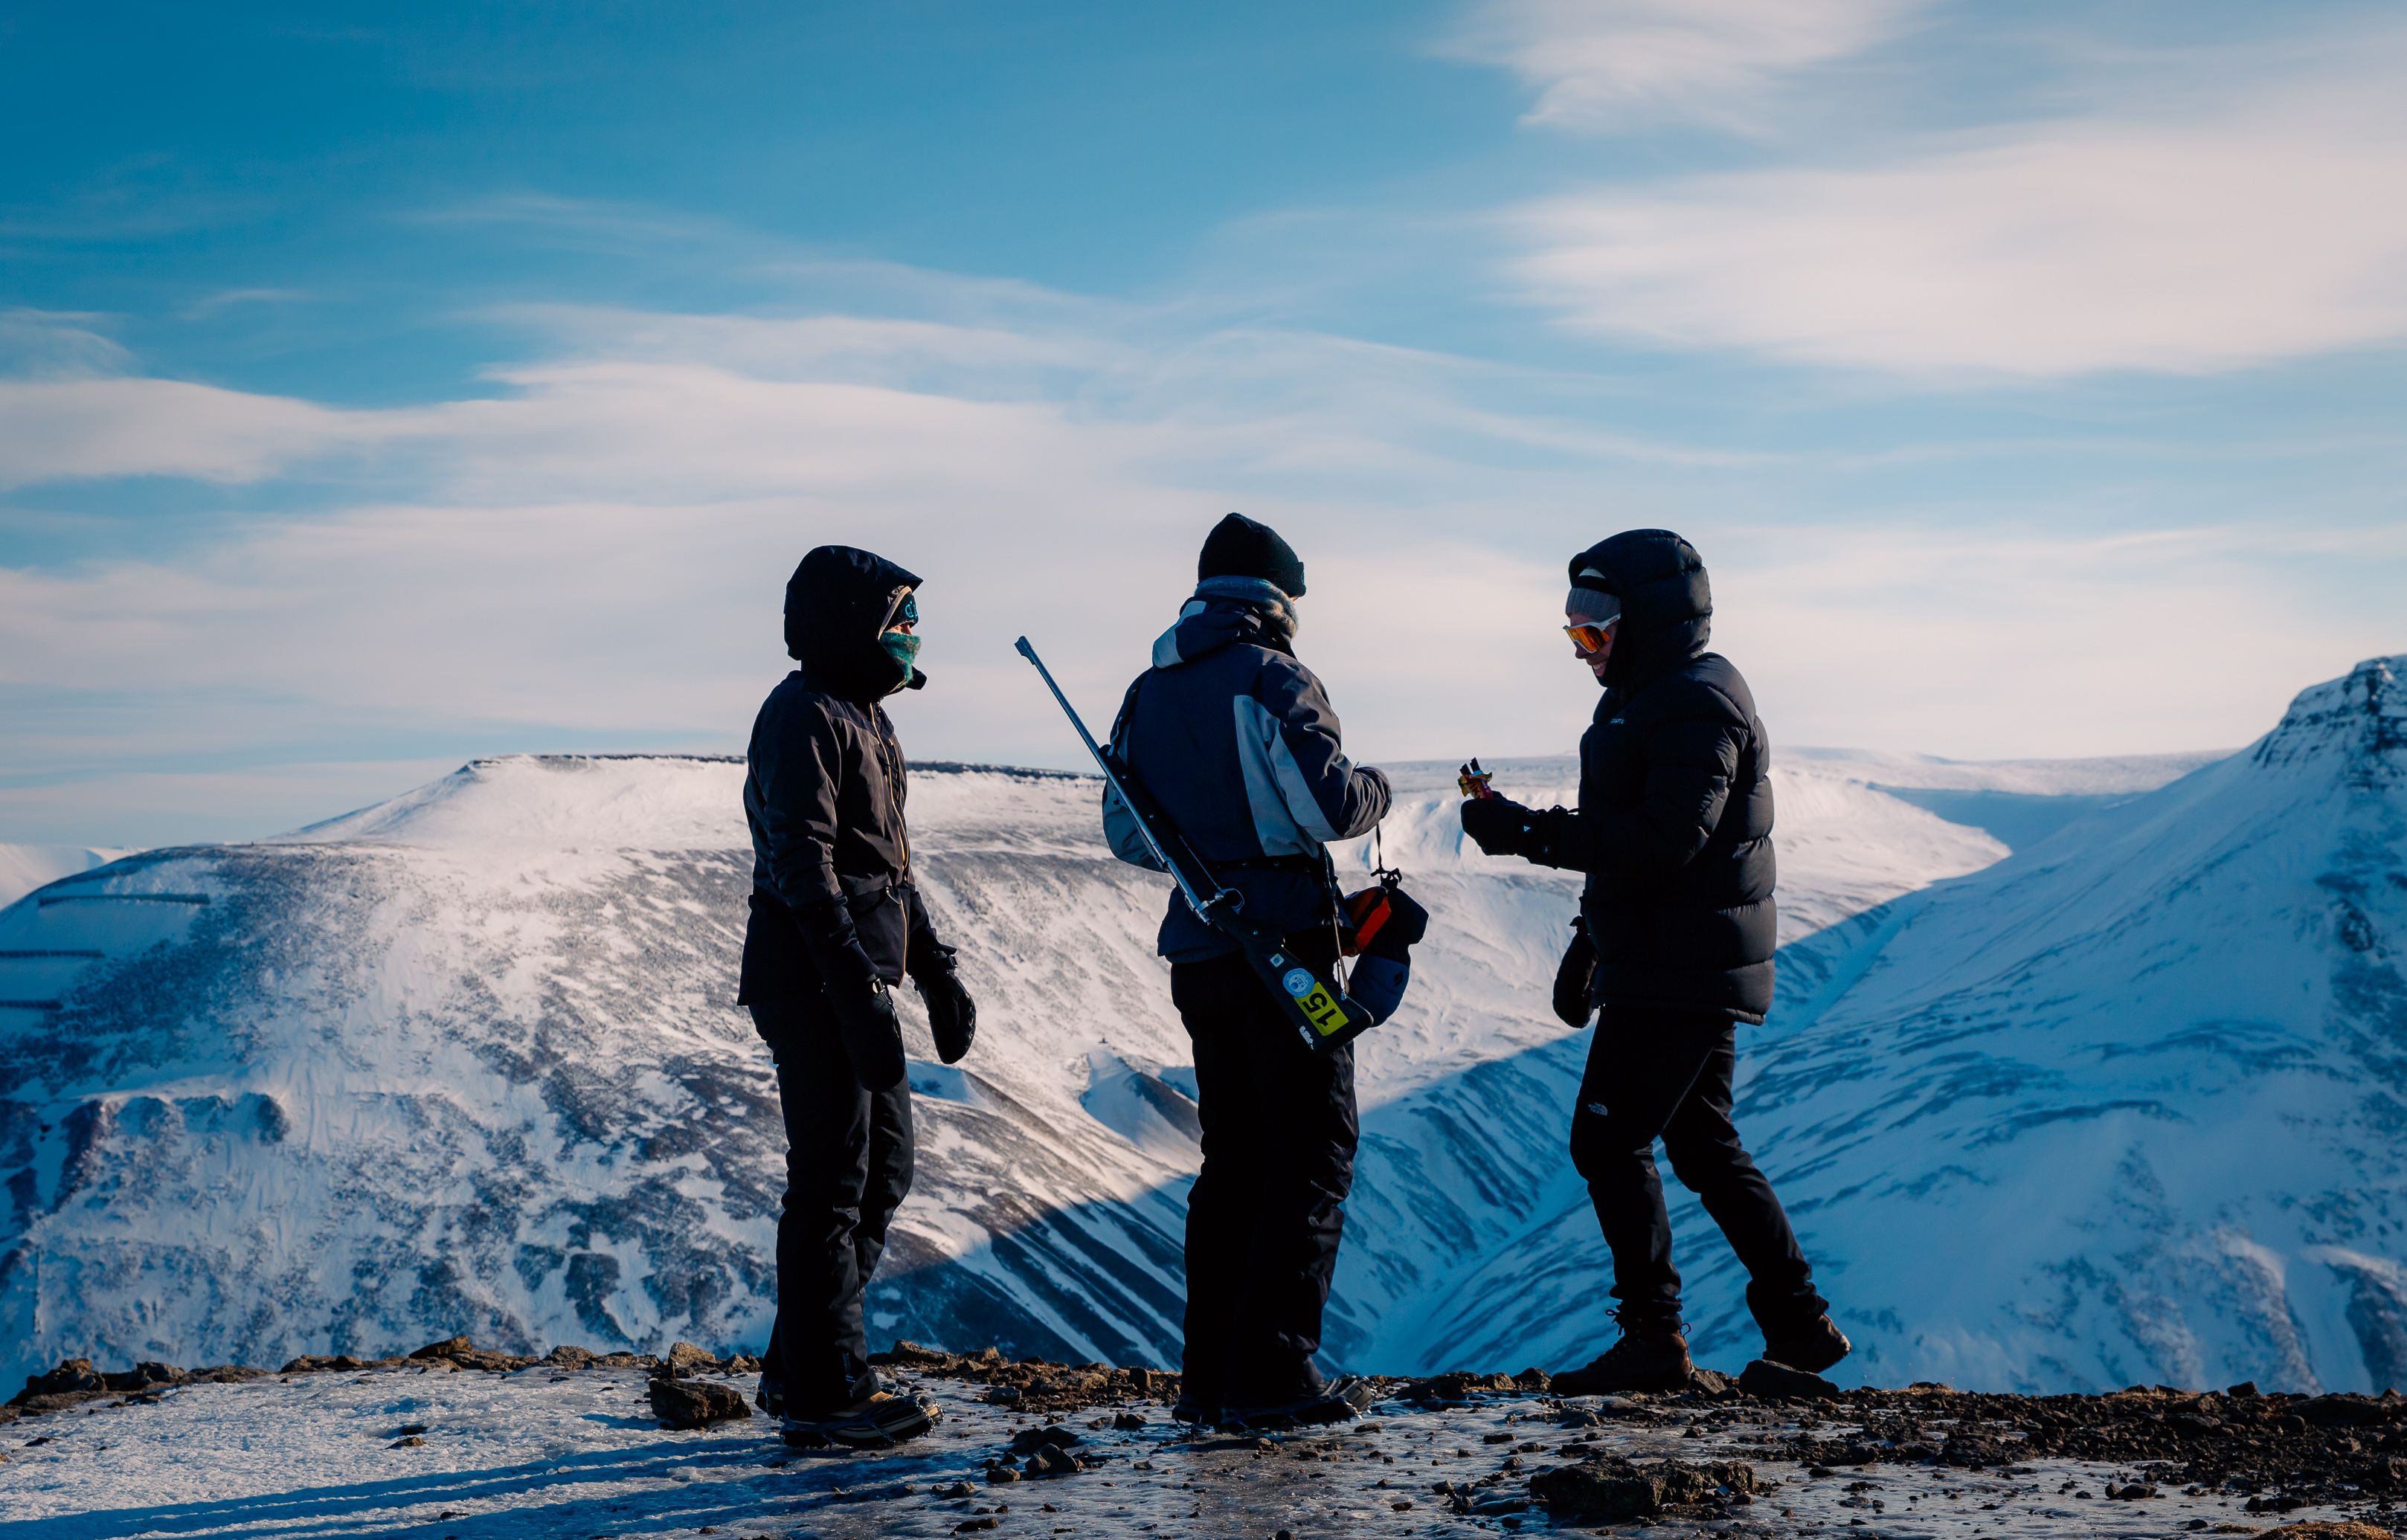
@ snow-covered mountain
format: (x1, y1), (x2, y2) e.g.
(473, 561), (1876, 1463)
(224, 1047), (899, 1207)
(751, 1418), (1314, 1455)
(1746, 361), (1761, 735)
(0, 675), (2296, 1396)
(0, 845), (125, 912)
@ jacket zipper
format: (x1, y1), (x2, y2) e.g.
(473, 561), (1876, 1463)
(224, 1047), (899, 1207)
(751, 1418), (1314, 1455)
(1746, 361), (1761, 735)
(875, 709), (910, 976)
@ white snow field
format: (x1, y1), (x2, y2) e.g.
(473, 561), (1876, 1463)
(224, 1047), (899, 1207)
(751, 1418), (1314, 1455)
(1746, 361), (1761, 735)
(9, 657), (2388, 1403)
(0, 845), (125, 912)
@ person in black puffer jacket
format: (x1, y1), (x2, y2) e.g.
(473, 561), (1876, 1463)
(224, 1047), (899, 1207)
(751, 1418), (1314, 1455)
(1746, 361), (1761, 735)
(739, 544), (974, 1446)
(1461, 529), (1847, 1392)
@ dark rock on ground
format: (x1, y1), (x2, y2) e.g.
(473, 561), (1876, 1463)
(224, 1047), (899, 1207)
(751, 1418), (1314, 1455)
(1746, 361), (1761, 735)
(649, 1375), (751, 1430)
(12, 1359), (106, 1405)
(105, 1362), (183, 1391)
(866, 1341), (1174, 1415)
(1533, 1454), (1758, 1523)
(1025, 1443), (1082, 1477)
(1008, 1425), (1080, 1457)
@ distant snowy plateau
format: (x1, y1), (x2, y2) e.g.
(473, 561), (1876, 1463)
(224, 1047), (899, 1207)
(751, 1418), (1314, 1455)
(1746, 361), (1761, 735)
(2, 657), (2400, 1399)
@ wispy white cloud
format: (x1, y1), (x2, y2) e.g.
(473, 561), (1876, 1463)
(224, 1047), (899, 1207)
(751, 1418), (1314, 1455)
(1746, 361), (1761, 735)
(0, 309), (137, 378)
(0, 376), (376, 486)
(3, 273), (2401, 845)
(1507, 30), (2407, 375)
(183, 287), (312, 318)
(1446, 0), (1923, 130)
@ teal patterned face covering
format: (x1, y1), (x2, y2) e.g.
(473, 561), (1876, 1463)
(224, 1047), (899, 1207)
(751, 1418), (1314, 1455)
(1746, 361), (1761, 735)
(878, 590), (921, 674)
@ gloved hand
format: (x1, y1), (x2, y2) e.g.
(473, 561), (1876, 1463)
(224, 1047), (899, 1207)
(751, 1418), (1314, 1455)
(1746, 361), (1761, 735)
(1460, 795), (1539, 856)
(1552, 918), (1598, 1028)
(827, 976), (907, 1092)
(908, 942), (977, 1065)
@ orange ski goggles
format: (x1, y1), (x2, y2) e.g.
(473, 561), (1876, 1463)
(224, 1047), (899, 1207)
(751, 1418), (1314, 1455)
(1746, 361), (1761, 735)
(1563, 616), (1619, 655)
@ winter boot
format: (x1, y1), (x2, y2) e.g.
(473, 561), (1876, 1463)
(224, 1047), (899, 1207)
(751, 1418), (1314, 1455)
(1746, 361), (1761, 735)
(780, 1391), (939, 1450)
(1169, 1385), (1222, 1424)
(1762, 1312), (1852, 1374)
(1551, 1316), (1695, 1396)
(1221, 1359), (1375, 1429)
(1224, 1373), (1376, 1429)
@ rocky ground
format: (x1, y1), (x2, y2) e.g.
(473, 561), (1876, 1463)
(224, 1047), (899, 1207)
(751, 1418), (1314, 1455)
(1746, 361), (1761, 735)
(2, 1340), (2401, 1539)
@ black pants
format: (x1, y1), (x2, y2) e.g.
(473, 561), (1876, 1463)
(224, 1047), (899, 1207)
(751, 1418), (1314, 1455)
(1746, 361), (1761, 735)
(1566, 1006), (1823, 1336)
(751, 996), (915, 1417)
(1170, 947), (1359, 1402)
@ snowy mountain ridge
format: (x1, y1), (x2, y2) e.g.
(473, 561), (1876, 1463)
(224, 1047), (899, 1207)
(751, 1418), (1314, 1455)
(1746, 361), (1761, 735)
(1, 663), (2388, 1396)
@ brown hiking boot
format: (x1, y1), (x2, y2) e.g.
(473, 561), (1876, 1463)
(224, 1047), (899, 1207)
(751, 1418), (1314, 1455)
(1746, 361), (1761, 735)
(1551, 1322), (1694, 1395)
(1762, 1312), (1852, 1374)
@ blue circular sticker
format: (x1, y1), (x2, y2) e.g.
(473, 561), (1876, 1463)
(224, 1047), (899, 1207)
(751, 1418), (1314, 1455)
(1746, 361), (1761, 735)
(1282, 967), (1315, 997)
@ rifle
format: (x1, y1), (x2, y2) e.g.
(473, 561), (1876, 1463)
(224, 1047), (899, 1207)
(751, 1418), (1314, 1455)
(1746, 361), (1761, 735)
(1015, 636), (1373, 1053)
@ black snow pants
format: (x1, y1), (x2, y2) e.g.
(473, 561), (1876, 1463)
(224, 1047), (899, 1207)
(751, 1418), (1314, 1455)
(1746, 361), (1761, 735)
(752, 995), (915, 1418)
(1566, 1007), (1824, 1336)
(1170, 944), (1359, 1402)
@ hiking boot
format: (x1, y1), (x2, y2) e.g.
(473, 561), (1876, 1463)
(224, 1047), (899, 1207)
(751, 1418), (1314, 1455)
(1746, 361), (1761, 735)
(780, 1391), (939, 1450)
(1551, 1322), (1694, 1396)
(1171, 1388), (1221, 1425)
(1222, 1373), (1375, 1430)
(753, 1372), (785, 1418)
(1762, 1313), (1852, 1374)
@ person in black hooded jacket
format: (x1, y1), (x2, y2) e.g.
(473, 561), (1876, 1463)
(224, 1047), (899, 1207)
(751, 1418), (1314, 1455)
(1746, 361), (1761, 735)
(739, 544), (975, 1446)
(1460, 529), (1848, 1391)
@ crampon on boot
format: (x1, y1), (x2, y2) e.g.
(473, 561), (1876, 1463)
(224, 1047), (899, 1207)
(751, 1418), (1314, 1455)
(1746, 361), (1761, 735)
(1761, 1312), (1852, 1374)
(1551, 1313), (1695, 1396)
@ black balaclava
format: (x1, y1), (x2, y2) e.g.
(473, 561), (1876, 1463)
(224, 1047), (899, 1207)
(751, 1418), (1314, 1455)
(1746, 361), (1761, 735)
(1565, 529), (1712, 692)
(783, 544), (926, 702)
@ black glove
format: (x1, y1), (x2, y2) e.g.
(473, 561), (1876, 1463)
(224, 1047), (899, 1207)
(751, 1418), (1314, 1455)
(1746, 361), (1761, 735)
(1460, 795), (1538, 856)
(827, 976), (907, 1092)
(908, 942), (977, 1065)
(1552, 918), (1598, 1028)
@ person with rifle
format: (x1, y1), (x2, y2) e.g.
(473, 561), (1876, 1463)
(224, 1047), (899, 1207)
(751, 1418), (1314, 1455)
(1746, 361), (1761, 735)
(739, 544), (977, 1448)
(1459, 529), (1849, 1392)
(1103, 513), (1391, 1428)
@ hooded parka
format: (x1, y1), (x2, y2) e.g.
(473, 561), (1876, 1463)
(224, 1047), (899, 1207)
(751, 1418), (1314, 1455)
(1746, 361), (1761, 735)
(1518, 530), (1777, 1022)
(739, 545), (942, 1002)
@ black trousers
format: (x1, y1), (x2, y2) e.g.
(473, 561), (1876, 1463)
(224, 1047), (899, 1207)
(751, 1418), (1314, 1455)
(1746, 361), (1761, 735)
(751, 996), (915, 1417)
(1566, 1006), (1824, 1336)
(1170, 947), (1359, 1401)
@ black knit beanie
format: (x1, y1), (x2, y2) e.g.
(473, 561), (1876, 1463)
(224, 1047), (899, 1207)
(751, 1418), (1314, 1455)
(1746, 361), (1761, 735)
(1197, 512), (1306, 598)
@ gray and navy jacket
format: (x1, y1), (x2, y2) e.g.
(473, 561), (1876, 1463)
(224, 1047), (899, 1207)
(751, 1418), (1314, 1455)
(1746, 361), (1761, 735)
(1104, 584), (1392, 962)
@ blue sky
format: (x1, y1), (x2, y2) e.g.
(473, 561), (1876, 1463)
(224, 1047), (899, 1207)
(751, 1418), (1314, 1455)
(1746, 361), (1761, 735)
(4, 0), (2404, 845)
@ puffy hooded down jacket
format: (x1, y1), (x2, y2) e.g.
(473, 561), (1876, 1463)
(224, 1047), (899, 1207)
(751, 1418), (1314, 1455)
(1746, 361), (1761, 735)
(1520, 529), (1777, 1022)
